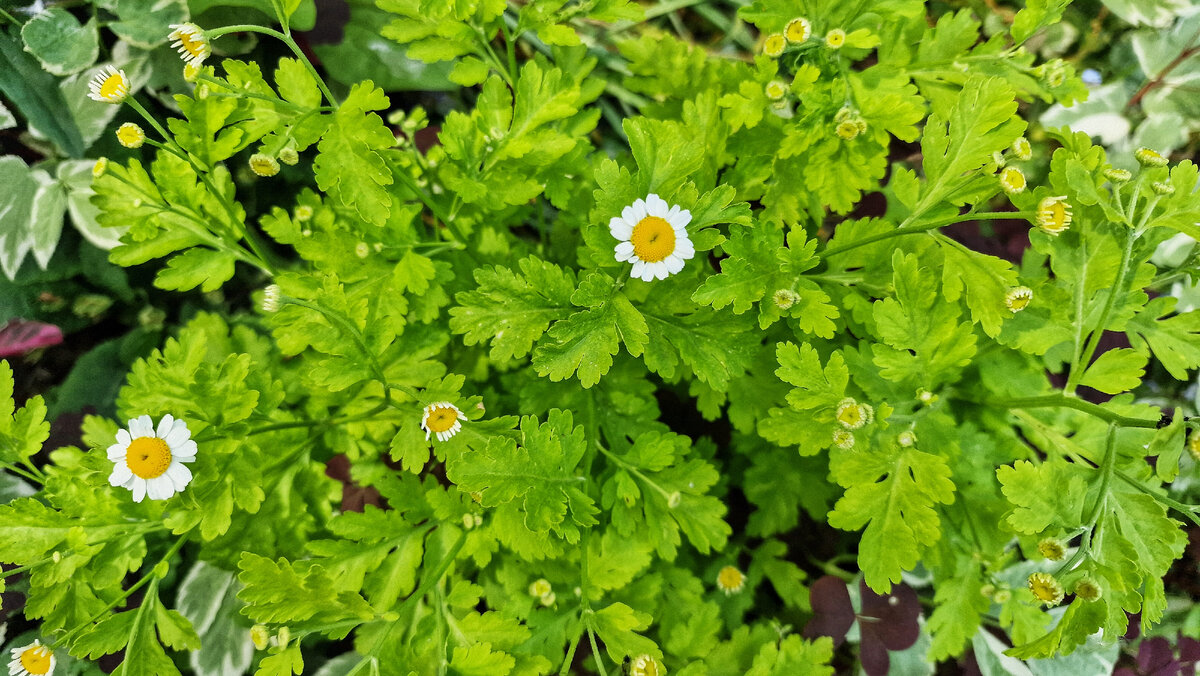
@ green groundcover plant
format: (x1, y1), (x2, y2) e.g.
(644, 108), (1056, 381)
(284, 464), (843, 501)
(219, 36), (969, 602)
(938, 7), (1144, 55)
(2, 0), (1200, 674)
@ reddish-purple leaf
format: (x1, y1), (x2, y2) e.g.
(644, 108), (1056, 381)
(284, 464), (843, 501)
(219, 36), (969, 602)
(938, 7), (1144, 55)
(859, 580), (921, 651)
(803, 575), (856, 647)
(0, 320), (62, 358)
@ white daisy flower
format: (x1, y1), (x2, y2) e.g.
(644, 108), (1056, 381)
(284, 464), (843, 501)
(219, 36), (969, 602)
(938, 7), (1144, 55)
(107, 414), (197, 503)
(87, 65), (130, 104)
(8, 640), (54, 676)
(610, 193), (695, 282)
(168, 23), (211, 68)
(421, 402), (466, 442)
(716, 565), (746, 595)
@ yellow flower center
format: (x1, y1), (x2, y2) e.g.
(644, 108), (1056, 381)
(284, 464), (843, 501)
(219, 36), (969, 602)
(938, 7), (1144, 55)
(126, 437), (172, 479)
(178, 32), (206, 59)
(837, 404), (863, 428)
(826, 30), (846, 48)
(1001, 167), (1026, 192)
(425, 406), (459, 434)
(117, 124), (144, 147)
(717, 566), (745, 591)
(99, 72), (126, 99)
(764, 34), (786, 56)
(785, 18), (810, 43)
(20, 647), (53, 675)
(630, 216), (676, 263)
(1037, 198), (1072, 233)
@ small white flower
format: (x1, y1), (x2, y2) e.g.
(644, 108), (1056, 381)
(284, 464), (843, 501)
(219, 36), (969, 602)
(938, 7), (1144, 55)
(261, 284), (281, 313)
(107, 414), (197, 503)
(87, 65), (130, 104)
(8, 640), (54, 676)
(421, 402), (466, 442)
(716, 565), (746, 595)
(1005, 286), (1033, 312)
(169, 23), (211, 68)
(610, 194), (695, 282)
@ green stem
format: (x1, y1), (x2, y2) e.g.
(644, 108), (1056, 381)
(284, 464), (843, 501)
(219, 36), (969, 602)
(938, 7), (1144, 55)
(1055, 425), (1116, 576)
(980, 394), (1161, 429)
(559, 617), (584, 676)
(818, 211), (1034, 260)
(393, 167), (481, 265)
(283, 298), (387, 384)
(1, 461), (43, 484)
(587, 626), (610, 676)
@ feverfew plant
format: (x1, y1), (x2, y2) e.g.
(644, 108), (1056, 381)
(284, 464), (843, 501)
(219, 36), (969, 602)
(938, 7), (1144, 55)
(1, 1), (1199, 674)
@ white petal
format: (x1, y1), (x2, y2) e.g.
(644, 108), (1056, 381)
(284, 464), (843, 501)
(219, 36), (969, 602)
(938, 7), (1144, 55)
(172, 439), (198, 462)
(116, 429), (131, 446)
(131, 479), (147, 503)
(670, 209), (692, 229)
(147, 476), (174, 501)
(166, 462), (193, 491)
(614, 241), (635, 261)
(164, 423), (191, 448)
(675, 239), (696, 259)
(665, 256), (686, 274)
(107, 443), (128, 461)
(109, 462), (133, 488)
(609, 217), (633, 240)
(621, 205), (638, 224)
(129, 415), (154, 438)
(156, 414), (175, 438)
(631, 199), (647, 221)
(651, 262), (670, 280)
(645, 194), (668, 217)
(637, 266), (657, 282)
(631, 260), (646, 279)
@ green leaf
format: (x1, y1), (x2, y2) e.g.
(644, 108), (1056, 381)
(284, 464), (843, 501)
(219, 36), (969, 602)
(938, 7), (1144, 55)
(0, 155), (38, 280)
(0, 28), (85, 157)
(588, 602), (661, 664)
(1078, 348), (1147, 395)
(624, 116), (705, 197)
(450, 257), (575, 361)
(237, 553), (374, 626)
(1126, 296), (1200, 381)
(746, 635), (834, 676)
(153, 248), (238, 293)
(997, 459), (1089, 535)
(758, 342), (849, 456)
(254, 645), (304, 676)
(106, 0), (187, 49)
(1011, 0), (1072, 44)
(313, 81), (396, 227)
(20, 8), (99, 76)
(532, 273), (648, 387)
(450, 56), (491, 87)
(827, 440), (956, 593)
(937, 235), (1019, 338)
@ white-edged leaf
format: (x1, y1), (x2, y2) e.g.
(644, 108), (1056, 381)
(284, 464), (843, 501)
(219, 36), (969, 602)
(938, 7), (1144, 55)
(0, 156), (38, 281)
(29, 169), (67, 269)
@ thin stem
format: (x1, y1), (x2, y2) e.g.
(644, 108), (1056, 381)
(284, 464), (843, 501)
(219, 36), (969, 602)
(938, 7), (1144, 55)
(1115, 470), (1200, 528)
(980, 394), (1161, 429)
(587, 626), (610, 676)
(206, 25), (337, 106)
(818, 211), (1034, 260)
(1055, 425), (1117, 576)
(1, 462), (43, 484)
(393, 167), (481, 265)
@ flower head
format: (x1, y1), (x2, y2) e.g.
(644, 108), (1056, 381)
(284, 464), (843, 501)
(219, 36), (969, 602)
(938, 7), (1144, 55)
(1135, 147), (1169, 167)
(825, 28), (846, 49)
(835, 397), (871, 430)
(785, 17), (812, 43)
(249, 153), (280, 177)
(1103, 168), (1131, 183)
(630, 654), (663, 676)
(897, 430), (917, 447)
(831, 428), (855, 450)
(1037, 538), (1066, 561)
(116, 123), (146, 149)
(1027, 572), (1064, 606)
(529, 578), (552, 598)
(611, 193), (695, 282)
(773, 288), (799, 309)
(1074, 578), (1102, 601)
(92, 157), (109, 179)
(250, 625), (270, 651)
(108, 414), (197, 502)
(1035, 196), (1072, 235)
(278, 147), (300, 166)
(1152, 181), (1176, 196)
(87, 65), (130, 104)
(1005, 286), (1033, 312)
(168, 23), (211, 68)
(716, 565), (746, 595)
(261, 284), (281, 313)
(835, 120), (861, 140)
(295, 205), (314, 222)
(999, 166), (1026, 195)
(1188, 430), (1200, 462)
(763, 34), (786, 57)
(765, 80), (788, 101)
(421, 402), (466, 442)
(183, 62), (202, 83)
(1012, 137), (1032, 161)
(8, 640), (54, 676)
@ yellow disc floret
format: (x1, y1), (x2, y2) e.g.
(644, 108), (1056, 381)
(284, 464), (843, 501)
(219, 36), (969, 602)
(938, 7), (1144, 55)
(835, 397), (869, 430)
(87, 65), (130, 104)
(1135, 147), (1169, 167)
(763, 34), (786, 57)
(1005, 286), (1033, 312)
(1035, 196), (1072, 235)
(630, 654), (662, 676)
(716, 565), (746, 594)
(126, 436), (172, 479)
(1027, 572), (1064, 606)
(765, 80), (788, 101)
(785, 17), (812, 43)
(1037, 538), (1066, 561)
(999, 167), (1026, 194)
(117, 122), (146, 149)
(825, 29), (846, 49)
(422, 402), (466, 442)
(630, 216), (677, 263)
(249, 153), (280, 177)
